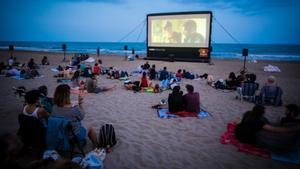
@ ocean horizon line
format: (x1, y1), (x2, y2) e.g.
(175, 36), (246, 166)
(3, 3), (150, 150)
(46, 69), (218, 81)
(0, 41), (300, 46)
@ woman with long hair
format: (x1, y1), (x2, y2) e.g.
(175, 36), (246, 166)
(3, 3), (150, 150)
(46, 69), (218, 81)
(51, 84), (98, 147)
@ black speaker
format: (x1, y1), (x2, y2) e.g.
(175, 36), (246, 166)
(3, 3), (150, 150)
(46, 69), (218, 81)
(62, 44), (67, 50)
(124, 45), (128, 51)
(9, 45), (14, 51)
(242, 48), (248, 57)
(132, 48), (135, 54)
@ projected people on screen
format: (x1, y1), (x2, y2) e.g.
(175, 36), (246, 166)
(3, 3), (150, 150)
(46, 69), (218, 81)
(182, 20), (204, 44)
(162, 21), (181, 43)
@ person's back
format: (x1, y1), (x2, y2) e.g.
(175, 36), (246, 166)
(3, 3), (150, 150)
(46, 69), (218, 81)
(86, 78), (95, 93)
(235, 110), (269, 144)
(183, 84), (200, 113)
(184, 92), (200, 113)
(168, 88), (185, 113)
(159, 67), (168, 81)
(149, 67), (156, 80)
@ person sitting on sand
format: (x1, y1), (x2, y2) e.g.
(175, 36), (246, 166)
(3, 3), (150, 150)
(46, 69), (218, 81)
(93, 63), (101, 75)
(159, 67), (169, 81)
(182, 69), (195, 79)
(235, 105), (299, 153)
(184, 84), (200, 113)
(143, 62), (150, 70)
(28, 58), (38, 70)
(71, 70), (81, 88)
(140, 72), (149, 88)
(225, 72), (238, 89)
(51, 84), (98, 148)
(176, 69), (183, 78)
(258, 75), (283, 106)
(82, 64), (93, 78)
(8, 56), (14, 66)
(168, 86), (185, 113)
(149, 64), (157, 80)
(86, 74), (115, 93)
(23, 90), (49, 119)
(41, 56), (50, 65)
(280, 104), (300, 125)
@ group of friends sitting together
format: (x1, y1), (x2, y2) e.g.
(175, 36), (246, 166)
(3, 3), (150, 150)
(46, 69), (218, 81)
(234, 104), (300, 155)
(2, 83), (102, 169)
(0, 56), (48, 79)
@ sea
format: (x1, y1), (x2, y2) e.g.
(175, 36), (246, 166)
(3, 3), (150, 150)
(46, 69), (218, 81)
(0, 41), (300, 61)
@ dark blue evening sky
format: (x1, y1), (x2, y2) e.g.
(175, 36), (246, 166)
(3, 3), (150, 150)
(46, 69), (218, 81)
(0, 0), (299, 44)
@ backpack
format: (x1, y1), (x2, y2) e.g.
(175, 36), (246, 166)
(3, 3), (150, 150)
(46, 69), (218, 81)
(98, 124), (117, 148)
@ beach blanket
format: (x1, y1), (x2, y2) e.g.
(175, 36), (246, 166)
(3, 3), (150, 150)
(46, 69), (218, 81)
(271, 145), (300, 164)
(220, 122), (270, 159)
(57, 79), (72, 83)
(157, 108), (212, 119)
(142, 87), (154, 93)
(264, 65), (281, 72)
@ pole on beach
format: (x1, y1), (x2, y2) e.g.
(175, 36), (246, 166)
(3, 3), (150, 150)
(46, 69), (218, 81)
(124, 45), (128, 60)
(241, 48), (248, 73)
(62, 44), (67, 62)
(97, 47), (100, 58)
(9, 45), (14, 58)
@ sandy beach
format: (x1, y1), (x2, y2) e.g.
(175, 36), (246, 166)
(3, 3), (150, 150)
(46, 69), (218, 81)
(1, 50), (300, 169)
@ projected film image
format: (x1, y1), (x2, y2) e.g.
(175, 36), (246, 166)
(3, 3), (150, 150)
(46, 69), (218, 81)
(148, 14), (211, 48)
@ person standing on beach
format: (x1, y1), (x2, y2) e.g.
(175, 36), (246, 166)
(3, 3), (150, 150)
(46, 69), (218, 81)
(184, 84), (200, 113)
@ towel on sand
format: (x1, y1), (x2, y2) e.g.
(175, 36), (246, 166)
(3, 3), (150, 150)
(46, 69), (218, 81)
(220, 122), (270, 159)
(264, 65), (281, 72)
(157, 108), (212, 119)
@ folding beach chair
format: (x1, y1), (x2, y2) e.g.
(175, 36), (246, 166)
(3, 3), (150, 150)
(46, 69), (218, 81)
(237, 82), (258, 102)
(258, 86), (283, 106)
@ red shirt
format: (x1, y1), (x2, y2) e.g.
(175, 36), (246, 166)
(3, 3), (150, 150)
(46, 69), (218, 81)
(93, 66), (101, 75)
(176, 73), (183, 78)
(140, 77), (148, 87)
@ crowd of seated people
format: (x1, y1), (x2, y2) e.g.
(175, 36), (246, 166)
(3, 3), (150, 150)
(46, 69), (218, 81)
(3, 58), (41, 79)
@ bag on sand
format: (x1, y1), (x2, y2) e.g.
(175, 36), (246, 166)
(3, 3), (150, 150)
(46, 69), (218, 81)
(98, 124), (117, 148)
